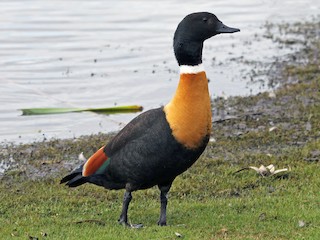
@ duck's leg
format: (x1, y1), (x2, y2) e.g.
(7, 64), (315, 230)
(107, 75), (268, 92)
(118, 191), (143, 228)
(157, 183), (172, 226)
(118, 191), (131, 226)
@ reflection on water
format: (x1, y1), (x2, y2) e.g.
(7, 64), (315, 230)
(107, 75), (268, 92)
(0, 0), (319, 143)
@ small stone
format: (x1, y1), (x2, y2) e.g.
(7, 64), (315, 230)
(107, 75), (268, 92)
(238, 123), (247, 130)
(305, 122), (312, 131)
(267, 186), (276, 193)
(28, 236), (39, 240)
(311, 150), (320, 157)
(258, 212), (266, 221)
(298, 220), (306, 228)
(235, 131), (244, 136)
(268, 91), (276, 98)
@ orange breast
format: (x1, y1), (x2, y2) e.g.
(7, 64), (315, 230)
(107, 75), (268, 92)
(164, 71), (212, 149)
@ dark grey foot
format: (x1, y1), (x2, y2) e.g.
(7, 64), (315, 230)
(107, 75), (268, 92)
(157, 220), (167, 226)
(130, 223), (144, 228)
(118, 218), (129, 227)
(118, 219), (143, 228)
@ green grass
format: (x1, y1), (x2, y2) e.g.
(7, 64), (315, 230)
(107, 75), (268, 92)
(1, 20), (320, 239)
(1, 112), (319, 239)
(0, 140), (319, 239)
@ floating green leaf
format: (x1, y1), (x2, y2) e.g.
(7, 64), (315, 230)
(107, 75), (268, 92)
(21, 105), (143, 116)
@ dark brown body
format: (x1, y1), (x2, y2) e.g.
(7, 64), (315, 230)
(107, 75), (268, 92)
(90, 107), (209, 191)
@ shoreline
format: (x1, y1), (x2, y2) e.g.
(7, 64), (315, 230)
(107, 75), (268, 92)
(1, 18), (319, 179)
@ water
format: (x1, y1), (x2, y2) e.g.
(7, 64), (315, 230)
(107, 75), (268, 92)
(0, 0), (319, 144)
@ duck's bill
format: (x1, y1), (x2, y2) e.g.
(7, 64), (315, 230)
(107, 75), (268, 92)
(216, 22), (240, 34)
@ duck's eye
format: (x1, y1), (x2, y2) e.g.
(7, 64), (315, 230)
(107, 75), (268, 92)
(202, 17), (208, 22)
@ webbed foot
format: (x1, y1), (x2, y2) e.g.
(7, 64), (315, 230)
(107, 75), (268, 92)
(157, 220), (167, 226)
(118, 219), (143, 228)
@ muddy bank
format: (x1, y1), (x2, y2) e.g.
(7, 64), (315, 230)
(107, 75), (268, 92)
(1, 18), (319, 181)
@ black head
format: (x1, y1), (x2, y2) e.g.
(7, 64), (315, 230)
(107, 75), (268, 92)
(175, 12), (240, 42)
(174, 12), (240, 66)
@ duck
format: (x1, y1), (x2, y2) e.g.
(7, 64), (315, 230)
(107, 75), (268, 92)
(61, 12), (240, 227)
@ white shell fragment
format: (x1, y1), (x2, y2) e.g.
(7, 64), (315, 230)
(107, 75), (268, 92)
(268, 126), (278, 132)
(78, 152), (87, 161)
(234, 164), (289, 177)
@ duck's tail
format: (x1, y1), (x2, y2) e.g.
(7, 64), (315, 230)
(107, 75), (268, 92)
(60, 164), (88, 187)
(60, 146), (109, 187)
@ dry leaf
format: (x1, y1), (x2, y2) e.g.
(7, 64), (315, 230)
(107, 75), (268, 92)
(218, 227), (228, 236)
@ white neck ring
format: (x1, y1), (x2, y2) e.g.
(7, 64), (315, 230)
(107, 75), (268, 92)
(179, 64), (205, 74)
